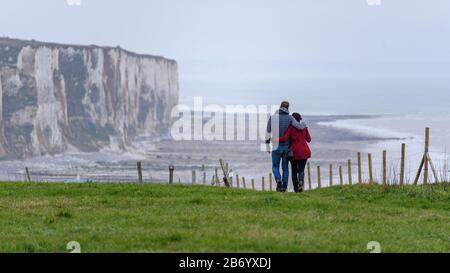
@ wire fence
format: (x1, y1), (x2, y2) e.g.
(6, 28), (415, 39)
(3, 128), (449, 192)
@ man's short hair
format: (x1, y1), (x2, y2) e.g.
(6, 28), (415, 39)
(280, 101), (290, 109)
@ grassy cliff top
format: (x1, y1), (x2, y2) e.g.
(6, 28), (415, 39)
(0, 37), (177, 64)
(0, 182), (448, 253)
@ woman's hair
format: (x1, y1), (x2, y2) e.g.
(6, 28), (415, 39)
(292, 112), (302, 122)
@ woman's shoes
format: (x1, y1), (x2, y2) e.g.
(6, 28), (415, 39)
(293, 181), (304, 193)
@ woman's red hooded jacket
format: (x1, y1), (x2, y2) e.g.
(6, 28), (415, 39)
(276, 126), (312, 160)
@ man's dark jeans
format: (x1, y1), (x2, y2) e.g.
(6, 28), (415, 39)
(272, 147), (290, 190)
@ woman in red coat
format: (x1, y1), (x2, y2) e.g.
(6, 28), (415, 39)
(275, 113), (311, 192)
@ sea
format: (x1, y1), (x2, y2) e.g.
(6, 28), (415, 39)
(1, 60), (449, 186)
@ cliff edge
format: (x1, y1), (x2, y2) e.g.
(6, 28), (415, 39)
(0, 37), (179, 158)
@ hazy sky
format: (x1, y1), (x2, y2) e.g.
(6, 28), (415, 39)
(2, 0), (450, 113)
(1, 0), (450, 63)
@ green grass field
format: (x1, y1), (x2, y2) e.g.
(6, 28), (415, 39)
(0, 182), (449, 253)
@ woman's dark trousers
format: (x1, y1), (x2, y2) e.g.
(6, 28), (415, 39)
(290, 159), (308, 192)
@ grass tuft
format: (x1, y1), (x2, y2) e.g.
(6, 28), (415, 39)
(55, 210), (73, 218)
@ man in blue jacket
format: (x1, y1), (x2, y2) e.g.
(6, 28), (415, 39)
(266, 101), (307, 192)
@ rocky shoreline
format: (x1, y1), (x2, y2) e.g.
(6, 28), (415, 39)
(0, 115), (383, 188)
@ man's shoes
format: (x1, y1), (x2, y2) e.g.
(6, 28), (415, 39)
(276, 181), (282, 192)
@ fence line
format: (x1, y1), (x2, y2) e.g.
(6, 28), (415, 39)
(5, 128), (449, 191)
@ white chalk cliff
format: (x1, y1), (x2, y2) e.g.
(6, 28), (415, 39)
(0, 38), (179, 158)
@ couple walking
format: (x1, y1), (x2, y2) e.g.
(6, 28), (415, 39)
(266, 101), (312, 192)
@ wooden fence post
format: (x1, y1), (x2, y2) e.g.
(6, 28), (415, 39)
(137, 162), (143, 184)
(219, 159), (231, 187)
(357, 152), (362, 184)
(251, 179), (255, 190)
(202, 164), (206, 185)
(339, 165), (343, 186)
(307, 162), (312, 190)
(423, 128), (430, 185)
(317, 166), (322, 189)
(414, 157), (425, 185)
(215, 168), (219, 186)
(192, 170), (196, 184)
(423, 128), (439, 184)
(262, 177), (265, 192)
(236, 174), (240, 189)
(414, 128), (432, 185)
(368, 154), (373, 184)
(169, 165), (174, 184)
(25, 167), (32, 182)
(348, 160), (353, 185)
(400, 144), (406, 186)
(383, 150), (387, 186)
(429, 157), (439, 184)
(242, 177), (247, 189)
(269, 173), (273, 192)
(329, 164), (333, 187)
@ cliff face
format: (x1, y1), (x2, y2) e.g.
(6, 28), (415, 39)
(0, 38), (179, 158)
